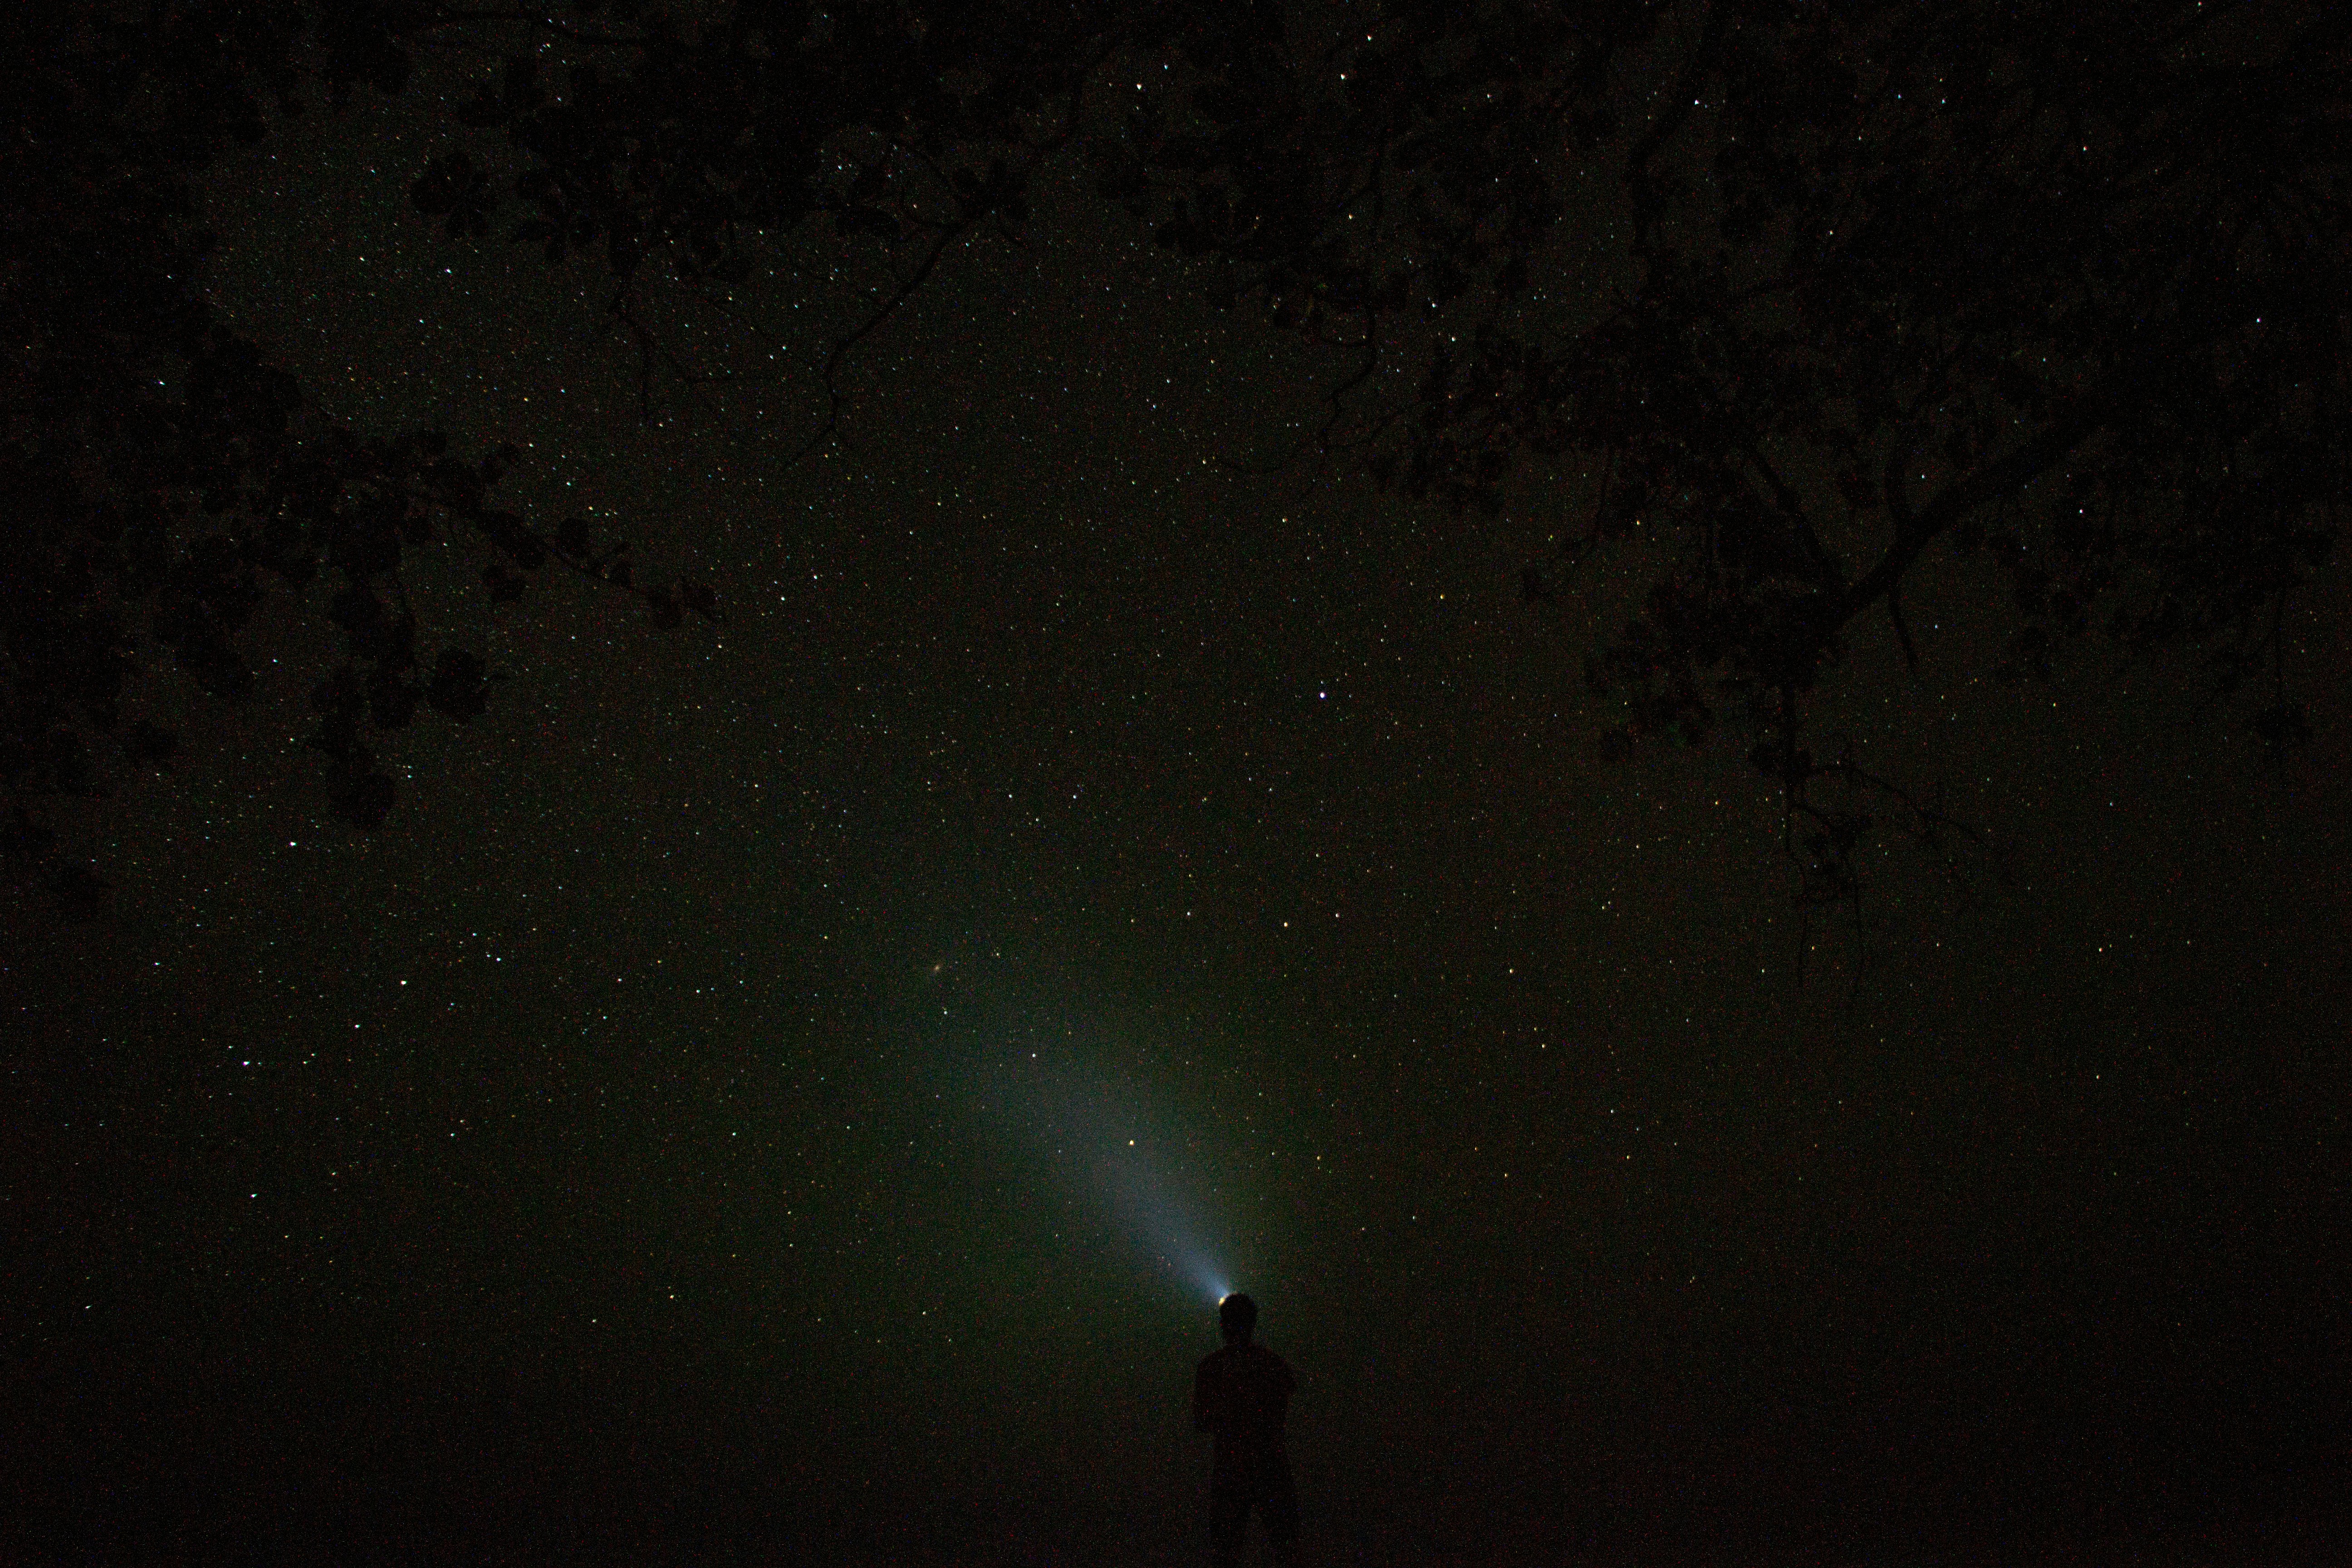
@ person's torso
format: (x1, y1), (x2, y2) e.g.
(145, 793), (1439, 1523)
(1200, 1345), (1293, 1457)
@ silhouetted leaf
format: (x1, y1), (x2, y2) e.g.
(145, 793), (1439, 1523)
(50, 862), (111, 922)
(426, 649), (490, 721)
(329, 765), (397, 831)
(128, 721), (180, 765)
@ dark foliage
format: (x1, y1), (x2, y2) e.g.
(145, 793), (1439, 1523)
(1103, 0), (2347, 900)
(382, 0), (2341, 899)
(0, 5), (713, 911)
(10, 0), (2342, 915)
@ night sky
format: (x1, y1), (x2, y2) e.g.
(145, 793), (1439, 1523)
(6, 38), (2351, 1568)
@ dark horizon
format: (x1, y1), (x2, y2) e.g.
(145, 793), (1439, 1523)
(14, 799), (2345, 1561)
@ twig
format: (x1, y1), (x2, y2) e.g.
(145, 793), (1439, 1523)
(785, 215), (977, 466)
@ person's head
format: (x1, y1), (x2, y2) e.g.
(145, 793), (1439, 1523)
(1219, 1293), (1258, 1345)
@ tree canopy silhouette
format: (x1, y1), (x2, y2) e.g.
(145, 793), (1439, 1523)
(0, 3), (710, 911)
(1109, 0), (2347, 898)
(8, 0), (2342, 911)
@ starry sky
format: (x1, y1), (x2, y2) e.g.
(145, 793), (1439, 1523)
(6, 40), (2351, 1568)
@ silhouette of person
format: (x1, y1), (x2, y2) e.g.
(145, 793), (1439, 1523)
(1194, 1292), (1302, 1567)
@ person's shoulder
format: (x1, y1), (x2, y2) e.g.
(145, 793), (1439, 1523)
(1247, 1344), (1295, 1377)
(1197, 1345), (1237, 1374)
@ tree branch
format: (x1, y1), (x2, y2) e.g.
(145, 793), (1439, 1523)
(1886, 579), (1920, 671)
(1842, 389), (2113, 631)
(417, 8), (644, 49)
(1743, 438), (1842, 589)
(785, 214), (977, 466)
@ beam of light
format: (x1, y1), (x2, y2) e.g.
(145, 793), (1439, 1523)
(986, 1045), (1234, 1301)
(901, 956), (1243, 1306)
(1117, 1166), (1232, 1304)
(1073, 1090), (1235, 1306)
